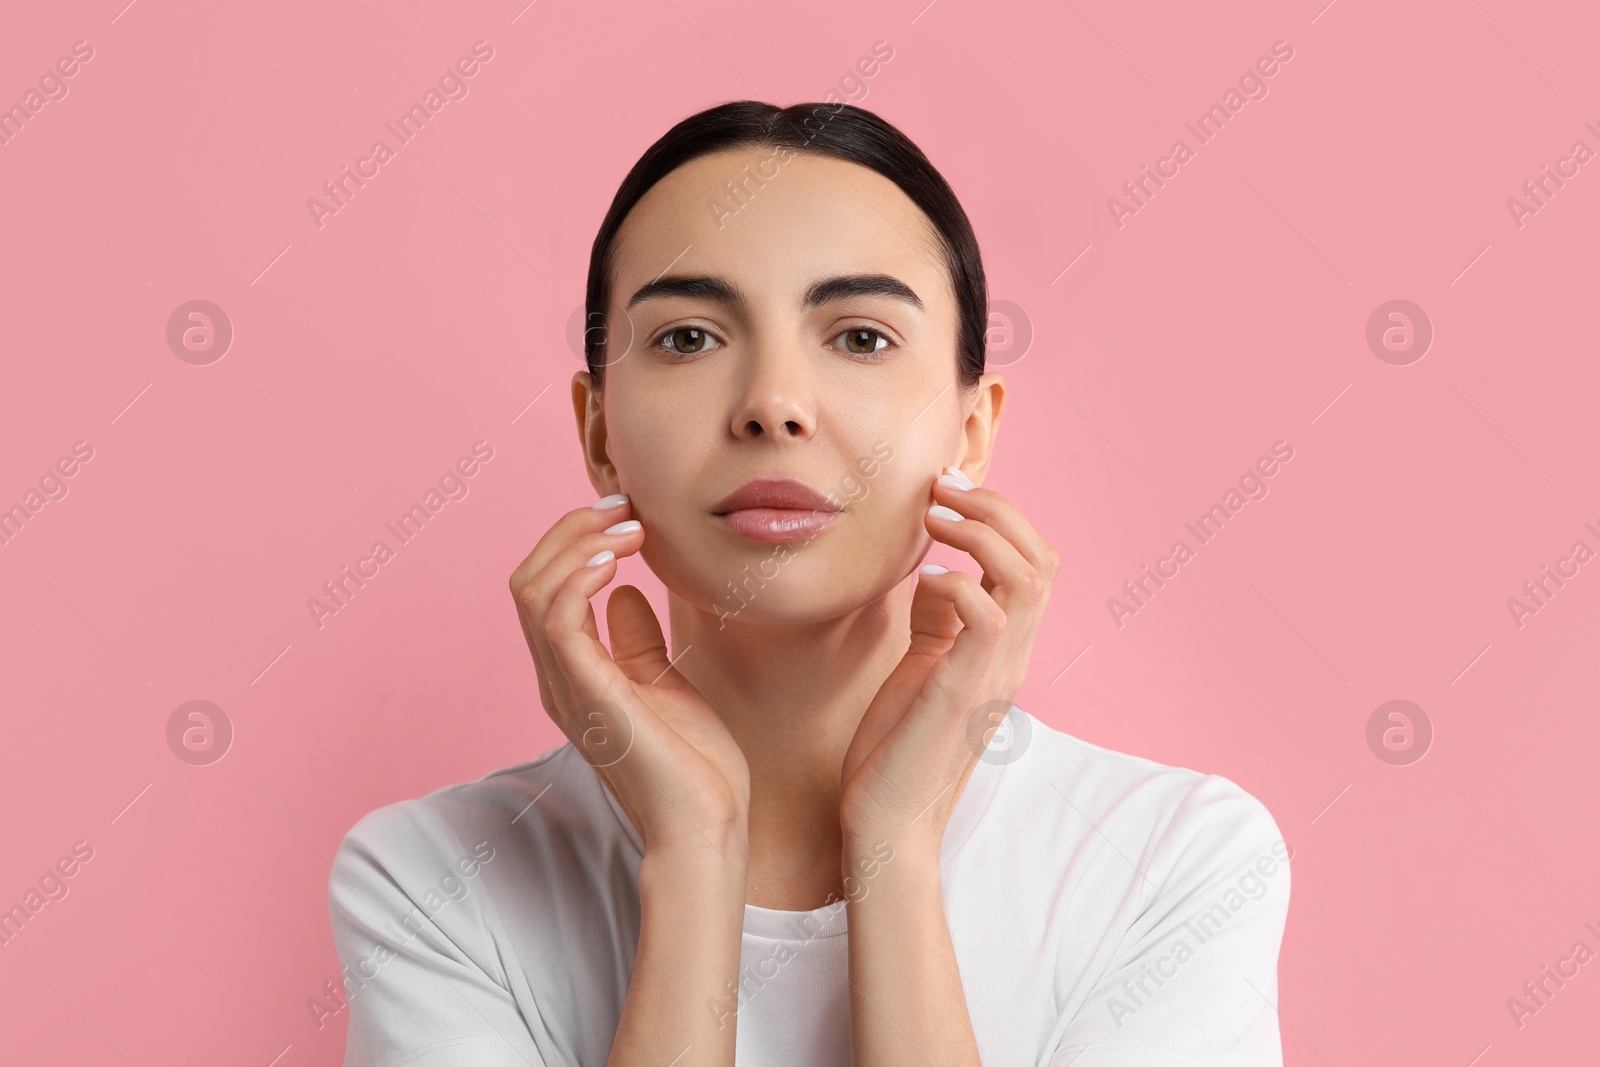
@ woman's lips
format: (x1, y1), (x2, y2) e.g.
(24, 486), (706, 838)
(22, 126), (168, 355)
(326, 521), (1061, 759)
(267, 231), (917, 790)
(715, 507), (841, 543)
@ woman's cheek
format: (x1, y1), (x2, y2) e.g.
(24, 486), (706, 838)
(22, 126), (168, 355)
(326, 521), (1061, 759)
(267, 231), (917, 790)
(845, 464), (934, 572)
(636, 495), (714, 598)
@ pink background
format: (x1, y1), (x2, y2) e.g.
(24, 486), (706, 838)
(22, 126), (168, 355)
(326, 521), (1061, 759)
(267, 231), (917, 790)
(3, 0), (1597, 1063)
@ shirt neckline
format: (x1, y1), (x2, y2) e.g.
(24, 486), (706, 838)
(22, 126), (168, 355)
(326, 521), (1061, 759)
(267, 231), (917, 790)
(588, 705), (1020, 934)
(743, 896), (849, 940)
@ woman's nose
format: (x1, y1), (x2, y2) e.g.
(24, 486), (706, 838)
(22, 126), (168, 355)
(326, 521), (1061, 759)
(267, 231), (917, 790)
(728, 341), (817, 442)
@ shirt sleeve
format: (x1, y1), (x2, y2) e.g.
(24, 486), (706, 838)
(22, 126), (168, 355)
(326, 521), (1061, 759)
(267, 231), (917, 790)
(1049, 775), (1292, 1067)
(327, 799), (545, 1067)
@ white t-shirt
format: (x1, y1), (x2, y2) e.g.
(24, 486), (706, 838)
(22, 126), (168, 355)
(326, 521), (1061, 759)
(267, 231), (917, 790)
(327, 706), (1290, 1066)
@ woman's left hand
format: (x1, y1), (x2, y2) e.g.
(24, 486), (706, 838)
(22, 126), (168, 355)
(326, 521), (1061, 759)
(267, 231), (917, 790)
(839, 465), (1061, 855)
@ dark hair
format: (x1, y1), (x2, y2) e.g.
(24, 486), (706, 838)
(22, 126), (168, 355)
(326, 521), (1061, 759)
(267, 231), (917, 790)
(583, 100), (988, 392)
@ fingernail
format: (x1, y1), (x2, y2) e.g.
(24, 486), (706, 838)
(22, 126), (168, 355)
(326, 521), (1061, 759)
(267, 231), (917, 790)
(584, 550), (615, 567)
(919, 564), (950, 575)
(603, 520), (641, 535)
(928, 504), (965, 522)
(940, 465), (974, 490)
(591, 493), (629, 510)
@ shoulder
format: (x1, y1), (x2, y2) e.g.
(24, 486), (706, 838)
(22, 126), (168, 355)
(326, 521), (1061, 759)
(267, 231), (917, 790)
(332, 745), (556, 864)
(1012, 712), (1292, 1063)
(328, 741), (627, 920)
(326, 749), (605, 1066)
(1000, 707), (1290, 893)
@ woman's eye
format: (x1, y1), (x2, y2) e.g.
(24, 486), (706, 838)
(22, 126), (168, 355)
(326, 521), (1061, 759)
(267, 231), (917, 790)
(656, 326), (721, 356)
(834, 327), (891, 357)
(654, 325), (891, 358)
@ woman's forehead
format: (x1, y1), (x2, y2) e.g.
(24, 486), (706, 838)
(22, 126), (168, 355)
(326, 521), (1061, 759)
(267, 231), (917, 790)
(610, 148), (948, 300)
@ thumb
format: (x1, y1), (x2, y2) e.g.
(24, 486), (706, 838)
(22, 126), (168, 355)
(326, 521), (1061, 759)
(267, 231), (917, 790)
(906, 566), (963, 660)
(845, 567), (963, 769)
(604, 585), (678, 688)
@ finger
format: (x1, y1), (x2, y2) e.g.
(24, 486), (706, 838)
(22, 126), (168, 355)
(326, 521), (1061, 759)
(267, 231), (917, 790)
(544, 559), (687, 784)
(509, 496), (632, 666)
(511, 575), (558, 718)
(906, 564), (963, 661)
(509, 494), (633, 591)
(511, 511), (645, 679)
(924, 500), (1047, 619)
(604, 584), (692, 693)
(905, 566), (1006, 708)
(539, 552), (635, 734)
(530, 644), (556, 715)
(843, 564), (972, 771)
(933, 476), (1061, 585)
(855, 565), (1008, 787)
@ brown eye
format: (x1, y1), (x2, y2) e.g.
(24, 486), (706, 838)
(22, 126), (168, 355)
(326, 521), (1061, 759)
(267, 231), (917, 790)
(658, 326), (721, 356)
(836, 327), (890, 357)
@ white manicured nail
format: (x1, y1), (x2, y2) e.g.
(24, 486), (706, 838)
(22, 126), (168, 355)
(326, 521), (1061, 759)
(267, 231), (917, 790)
(591, 493), (629, 510)
(603, 520), (641, 535)
(584, 550), (615, 567)
(919, 564), (950, 575)
(940, 465), (974, 490)
(928, 504), (965, 522)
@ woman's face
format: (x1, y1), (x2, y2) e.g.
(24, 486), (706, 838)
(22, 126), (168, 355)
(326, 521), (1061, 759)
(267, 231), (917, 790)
(574, 146), (999, 624)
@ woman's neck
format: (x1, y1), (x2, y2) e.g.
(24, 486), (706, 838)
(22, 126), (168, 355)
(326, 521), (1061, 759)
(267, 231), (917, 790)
(665, 575), (915, 911)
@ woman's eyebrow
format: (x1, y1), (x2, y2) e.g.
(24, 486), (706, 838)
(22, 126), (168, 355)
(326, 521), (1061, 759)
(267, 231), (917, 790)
(626, 275), (742, 311)
(624, 273), (923, 312)
(806, 273), (923, 310)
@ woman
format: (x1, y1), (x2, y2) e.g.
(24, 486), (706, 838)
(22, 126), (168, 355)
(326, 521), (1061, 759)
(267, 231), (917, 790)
(328, 100), (1291, 1067)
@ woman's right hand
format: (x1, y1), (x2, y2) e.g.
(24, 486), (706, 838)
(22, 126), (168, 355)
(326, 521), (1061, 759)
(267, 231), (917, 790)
(509, 493), (751, 859)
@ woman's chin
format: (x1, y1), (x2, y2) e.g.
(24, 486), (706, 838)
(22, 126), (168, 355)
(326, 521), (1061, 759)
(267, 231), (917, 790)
(639, 527), (925, 622)
(693, 566), (923, 628)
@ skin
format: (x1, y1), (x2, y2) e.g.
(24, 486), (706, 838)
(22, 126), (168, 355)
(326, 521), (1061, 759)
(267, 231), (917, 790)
(509, 145), (1059, 1066)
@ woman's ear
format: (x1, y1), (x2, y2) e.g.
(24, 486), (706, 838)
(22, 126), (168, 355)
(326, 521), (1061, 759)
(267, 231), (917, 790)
(954, 372), (1005, 485)
(571, 370), (620, 496)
